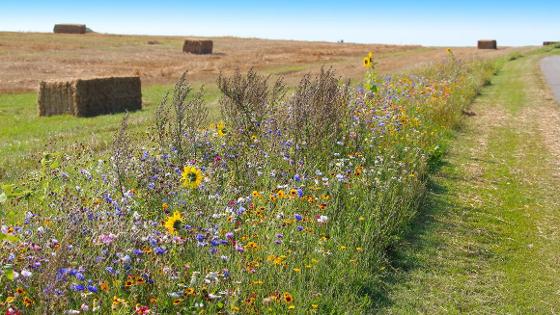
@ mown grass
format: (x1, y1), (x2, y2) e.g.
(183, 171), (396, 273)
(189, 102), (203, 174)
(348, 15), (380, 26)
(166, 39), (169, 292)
(376, 49), (560, 313)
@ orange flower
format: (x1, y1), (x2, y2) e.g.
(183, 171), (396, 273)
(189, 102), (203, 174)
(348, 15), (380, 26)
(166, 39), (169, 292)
(100, 281), (109, 292)
(283, 292), (294, 304)
(23, 297), (33, 307)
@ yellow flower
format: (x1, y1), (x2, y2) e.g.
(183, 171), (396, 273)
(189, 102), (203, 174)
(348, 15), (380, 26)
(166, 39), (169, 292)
(184, 287), (196, 297)
(363, 56), (371, 68)
(277, 190), (286, 199)
(289, 188), (299, 198)
(164, 211), (183, 235)
(216, 120), (227, 137)
(23, 297), (33, 307)
(181, 165), (203, 189)
(363, 52), (374, 69)
(283, 292), (294, 304)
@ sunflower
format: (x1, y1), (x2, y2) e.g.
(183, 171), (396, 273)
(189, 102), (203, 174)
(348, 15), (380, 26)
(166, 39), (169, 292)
(181, 166), (203, 189)
(164, 211), (183, 235)
(363, 56), (371, 68)
(216, 120), (227, 137)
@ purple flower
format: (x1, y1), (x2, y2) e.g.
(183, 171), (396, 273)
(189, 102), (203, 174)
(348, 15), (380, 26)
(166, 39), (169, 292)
(295, 214), (303, 221)
(87, 285), (98, 293)
(154, 247), (166, 255)
(75, 272), (85, 281)
(70, 284), (85, 292)
(297, 226), (304, 232)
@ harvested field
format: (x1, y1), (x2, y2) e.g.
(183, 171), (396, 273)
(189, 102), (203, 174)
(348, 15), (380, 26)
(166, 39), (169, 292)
(0, 32), (515, 93)
(38, 76), (142, 117)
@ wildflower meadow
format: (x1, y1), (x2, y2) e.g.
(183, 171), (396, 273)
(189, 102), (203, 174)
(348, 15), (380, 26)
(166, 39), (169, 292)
(0, 51), (499, 314)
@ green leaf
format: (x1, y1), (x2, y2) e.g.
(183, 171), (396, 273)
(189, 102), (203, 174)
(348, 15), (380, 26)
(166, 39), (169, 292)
(0, 192), (6, 203)
(4, 267), (14, 281)
(0, 233), (19, 243)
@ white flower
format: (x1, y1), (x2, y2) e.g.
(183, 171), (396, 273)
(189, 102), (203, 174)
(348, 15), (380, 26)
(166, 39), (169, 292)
(317, 215), (329, 224)
(204, 272), (219, 284)
(21, 269), (32, 277)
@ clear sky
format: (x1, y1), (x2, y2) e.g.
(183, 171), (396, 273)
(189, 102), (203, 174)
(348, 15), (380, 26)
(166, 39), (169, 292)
(1, 0), (558, 46)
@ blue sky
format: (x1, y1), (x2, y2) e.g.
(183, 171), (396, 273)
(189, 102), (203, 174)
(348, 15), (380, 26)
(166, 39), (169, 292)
(1, 0), (558, 46)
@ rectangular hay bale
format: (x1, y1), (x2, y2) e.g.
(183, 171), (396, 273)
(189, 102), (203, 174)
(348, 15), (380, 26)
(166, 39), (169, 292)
(183, 40), (213, 54)
(38, 77), (142, 117)
(53, 24), (87, 34)
(478, 40), (497, 49)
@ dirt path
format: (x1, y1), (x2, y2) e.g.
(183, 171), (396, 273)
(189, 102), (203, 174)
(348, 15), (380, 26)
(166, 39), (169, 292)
(375, 52), (560, 314)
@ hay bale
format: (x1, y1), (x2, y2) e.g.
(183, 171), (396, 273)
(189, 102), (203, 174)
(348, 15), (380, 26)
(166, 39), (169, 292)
(147, 40), (161, 45)
(38, 77), (142, 117)
(53, 24), (87, 34)
(544, 41), (559, 46)
(183, 40), (213, 54)
(478, 40), (497, 49)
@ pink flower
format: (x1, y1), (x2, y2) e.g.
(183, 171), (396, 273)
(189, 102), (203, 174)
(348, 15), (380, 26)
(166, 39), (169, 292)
(96, 233), (117, 245)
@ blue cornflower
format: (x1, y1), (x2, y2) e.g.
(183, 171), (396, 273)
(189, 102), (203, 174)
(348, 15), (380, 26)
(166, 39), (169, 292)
(154, 247), (166, 255)
(87, 285), (98, 293)
(70, 284), (85, 292)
